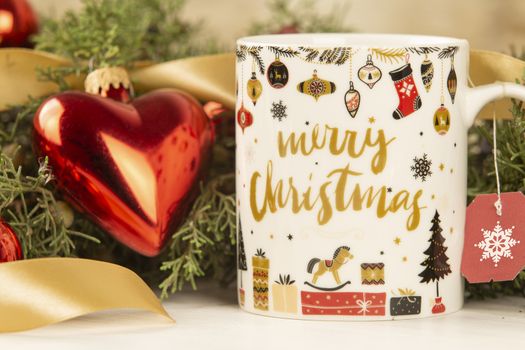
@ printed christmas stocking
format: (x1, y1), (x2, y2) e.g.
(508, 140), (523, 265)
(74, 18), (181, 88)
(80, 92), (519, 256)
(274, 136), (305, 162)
(389, 64), (422, 119)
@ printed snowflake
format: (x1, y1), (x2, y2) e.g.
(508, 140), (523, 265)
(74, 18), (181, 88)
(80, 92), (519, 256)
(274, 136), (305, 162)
(271, 100), (287, 121)
(410, 153), (432, 182)
(475, 221), (520, 267)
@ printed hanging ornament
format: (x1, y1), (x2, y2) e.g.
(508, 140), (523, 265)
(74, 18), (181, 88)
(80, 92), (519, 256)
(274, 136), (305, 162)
(247, 71), (262, 105)
(358, 54), (382, 89)
(447, 56), (457, 104)
(344, 50), (360, 118)
(237, 102), (253, 133)
(267, 56), (289, 89)
(463, 115), (525, 283)
(420, 55), (434, 92)
(0, 220), (22, 262)
(237, 67), (253, 133)
(433, 104), (450, 135)
(33, 66), (214, 256)
(433, 61), (451, 135)
(297, 69), (336, 101)
(344, 81), (360, 118)
(389, 56), (422, 119)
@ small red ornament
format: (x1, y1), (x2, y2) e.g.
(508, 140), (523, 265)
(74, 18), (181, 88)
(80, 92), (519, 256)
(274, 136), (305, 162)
(236, 102), (253, 133)
(462, 192), (525, 283)
(0, 220), (22, 262)
(0, 0), (38, 48)
(276, 25), (299, 34)
(33, 68), (214, 256)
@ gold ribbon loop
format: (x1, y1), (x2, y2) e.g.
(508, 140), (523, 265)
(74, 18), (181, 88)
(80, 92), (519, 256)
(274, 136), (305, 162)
(0, 49), (235, 111)
(470, 49), (525, 119)
(0, 258), (173, 333)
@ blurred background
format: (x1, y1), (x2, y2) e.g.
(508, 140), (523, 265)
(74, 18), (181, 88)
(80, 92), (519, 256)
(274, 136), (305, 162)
(30, 0), (525, 53)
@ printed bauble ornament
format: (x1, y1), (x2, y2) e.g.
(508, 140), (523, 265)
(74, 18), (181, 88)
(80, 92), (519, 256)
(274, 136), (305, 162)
(0, 220), (22, 262)
(0, 0), (38, 48)
(33, 68), (214, 256)
(447, 58), (457, 104)
(358, 54), (382, 89)
(267, 57), (289, 89)
(433, 104), (450, 135)
(420, 58), (434, 92)
(237, 102), (253, 133)
(247, 71), (262, 106)
(344, 81), (360, 118)
(297, 70), (336, 101)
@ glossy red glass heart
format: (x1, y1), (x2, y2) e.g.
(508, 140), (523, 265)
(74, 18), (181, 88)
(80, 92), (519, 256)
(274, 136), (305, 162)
(33, 90), (213, 256)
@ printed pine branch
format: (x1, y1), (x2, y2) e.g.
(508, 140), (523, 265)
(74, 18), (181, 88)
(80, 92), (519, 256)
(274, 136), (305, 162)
(371, 48), (407, 64)
(236, 45), (265, 74)
(268, 46), (300, 58)
(406, 47), (440, 55)
(299, 47), (320, 62)
(298, 47), (351, 65)
(438, 46), (459, 59)
(235, 46), (247, 61)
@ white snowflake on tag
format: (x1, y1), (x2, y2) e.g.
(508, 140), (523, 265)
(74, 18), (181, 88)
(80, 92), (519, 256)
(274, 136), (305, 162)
(474, 221), (520, 267)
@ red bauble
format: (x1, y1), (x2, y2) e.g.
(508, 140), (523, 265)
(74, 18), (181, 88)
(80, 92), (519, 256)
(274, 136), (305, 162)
(236, 102), (253, 133)
(276, 25), (299, 34)
(0, 220), (22, 262)
(33, 90), (214, 256)
(0, 0), (38, 48)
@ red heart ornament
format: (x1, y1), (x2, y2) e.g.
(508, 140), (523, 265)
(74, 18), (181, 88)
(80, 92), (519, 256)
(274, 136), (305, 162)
(33, 90), (213, 256)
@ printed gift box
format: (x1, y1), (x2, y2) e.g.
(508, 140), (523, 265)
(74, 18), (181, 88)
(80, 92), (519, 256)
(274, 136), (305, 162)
(390, 288), (422, 316)
(252, 249), (269, 311)
(360, 263), (385, 285)
(301, 291), (386, 316)
(239, 288), (245, 307)
(272, 274), (298, 314)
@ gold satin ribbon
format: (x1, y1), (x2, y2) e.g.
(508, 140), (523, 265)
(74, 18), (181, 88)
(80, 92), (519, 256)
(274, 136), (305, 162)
(469, 49), (525, 119)
(0, 48), (236, 111)
(0, 258), (173, 333)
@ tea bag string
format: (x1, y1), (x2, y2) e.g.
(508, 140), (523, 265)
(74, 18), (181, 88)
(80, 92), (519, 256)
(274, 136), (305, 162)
(468, 76), (502, 216)
(492, 103), (502, 216)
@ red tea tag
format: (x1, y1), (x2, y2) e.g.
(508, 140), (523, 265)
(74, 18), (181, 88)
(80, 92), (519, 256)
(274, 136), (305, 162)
(462, 192), (525, 283)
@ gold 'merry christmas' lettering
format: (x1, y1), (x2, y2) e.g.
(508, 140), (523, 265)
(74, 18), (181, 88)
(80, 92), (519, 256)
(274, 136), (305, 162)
(249, 124), (425, 230)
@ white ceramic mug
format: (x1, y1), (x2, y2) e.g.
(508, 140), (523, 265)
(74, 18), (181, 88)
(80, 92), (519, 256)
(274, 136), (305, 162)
(235, 33), (525, 320)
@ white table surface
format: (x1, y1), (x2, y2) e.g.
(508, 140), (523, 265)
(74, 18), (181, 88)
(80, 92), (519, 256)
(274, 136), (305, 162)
(1, 283), (524, 350)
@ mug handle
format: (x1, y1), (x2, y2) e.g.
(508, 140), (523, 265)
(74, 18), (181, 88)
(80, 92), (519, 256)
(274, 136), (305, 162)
(465, 82), (525, 126)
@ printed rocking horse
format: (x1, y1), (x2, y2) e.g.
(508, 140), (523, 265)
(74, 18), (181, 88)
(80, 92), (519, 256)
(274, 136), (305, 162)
(304, 246), (354, 291)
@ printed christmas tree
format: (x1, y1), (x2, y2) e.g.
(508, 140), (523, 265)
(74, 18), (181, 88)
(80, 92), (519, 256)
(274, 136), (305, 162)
(418, 210), (452, 297)
(238, 216), (247, 287)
